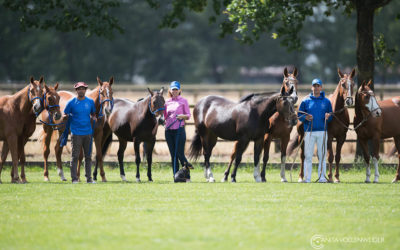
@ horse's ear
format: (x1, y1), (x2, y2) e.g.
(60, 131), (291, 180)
(367, 79), (373, 87)
(350, 68), (356, 78)
(293, 67), (298, 77)
(54, 82), (59, 90)
(280, 86), (285, 96)
(109, 76), (114, 85)
(30, 76), (34, 84)
(44, 83), (50, 93)
(97, 76), (103, 86)
(283, 67), (288, 77)
(147, 87), (154, 96)
(160, 87), (164, 96)
(289, 85), (294, 95)
(39, 76), (44, 85)
(361, 80), (366, 89)
(338, 68), (344, 78)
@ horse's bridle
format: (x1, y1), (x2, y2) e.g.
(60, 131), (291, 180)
(98, 87), (114, 119)
(148, 94), (165, 116)
(38, 91), (64, 129)
(284, 76), (298, 102)
(28, 86), (44, 116)
(339, 77), (354, 106)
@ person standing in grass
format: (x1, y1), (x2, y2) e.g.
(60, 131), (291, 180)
(164, 81), (193, 180)
(298, 78), (332, 183)
(63, 82), (97, 184)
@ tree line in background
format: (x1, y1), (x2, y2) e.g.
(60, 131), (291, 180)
(0, 0), (399, 85)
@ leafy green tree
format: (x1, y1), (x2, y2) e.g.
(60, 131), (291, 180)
(147, 0), (395, 87)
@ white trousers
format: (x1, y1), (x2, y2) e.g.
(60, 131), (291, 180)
(304, 131), (327, 182)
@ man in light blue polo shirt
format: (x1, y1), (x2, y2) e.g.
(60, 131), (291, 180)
(64, 82), (97, 183)
(298, 78), (333, 183)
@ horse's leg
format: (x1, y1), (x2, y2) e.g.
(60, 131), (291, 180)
(0, 142), (10, 183)
(202, 133), (217, 182)
(54, 132), (66, 181)
(280, 135), (290, 182)
(42, 126), (53, 181)
(372, 137), (380, 183)
(334, 136), (346, 183)
(19, 138), (28, 183)
(392, 136), (400, 183)
(117, 138), (128, 181)
(261, 134), (272, 182)
(231, 139), (250, 183)
(359, 138), (371, 183)
(253, 138), (263, 182)
(298, 134), (305, 182)
(77, 148), (84, 182)
(222, 142), (237, 182)
(134, 141), (141, 182)
(327, 133), (334, 183)
(94, 132), (107, 182)
(144, 138), (155, 182)
(6, 134), (20, 183)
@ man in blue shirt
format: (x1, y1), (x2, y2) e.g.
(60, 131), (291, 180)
(298, 78), (333, 183)
(64, 82), (97, 184)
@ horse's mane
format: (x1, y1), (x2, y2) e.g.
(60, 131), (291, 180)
(239, 92), (279, 103)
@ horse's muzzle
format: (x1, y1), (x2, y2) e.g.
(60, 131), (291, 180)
(54, 112), (62, 120)
(372, 109), (382, 117)
(345, 98), (353, 107)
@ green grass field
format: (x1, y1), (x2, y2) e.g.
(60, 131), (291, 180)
(0, 164), (399, 250)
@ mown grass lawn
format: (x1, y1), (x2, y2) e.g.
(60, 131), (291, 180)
(0, 164), (399, 250)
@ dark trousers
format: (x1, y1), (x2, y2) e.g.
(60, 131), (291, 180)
(70, 134), (92, 182)
(165, 127), (188, 175)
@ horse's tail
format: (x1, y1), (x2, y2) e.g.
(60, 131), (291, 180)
(189, 129), (203, 161)
(287, 130), (300, 156)
(102, 133), (113, 156)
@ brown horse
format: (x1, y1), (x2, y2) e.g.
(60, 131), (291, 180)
(354, 80), (400, 183)
(288, 68), (355, 183)
(0, 77), (44, 183)
(225, 67), (299, 183)
(94, 88), (165, 182)
(190, 86), (294, 183)
(41, 77), (114, 182)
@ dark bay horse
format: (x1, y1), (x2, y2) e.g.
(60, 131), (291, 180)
(225, 67), (299, 183)
(41, 77), (114, 182)
(288, 68), (355, 183)
(0, 77), (44, 183)
(95, 88), (165, 182)
(190, 86), (294, 183)
(354, 80), (400, 183)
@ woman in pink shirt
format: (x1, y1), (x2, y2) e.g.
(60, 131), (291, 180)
(164, 81), (193, 178)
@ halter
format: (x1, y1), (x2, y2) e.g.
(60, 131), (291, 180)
(98, 88), (114, 119)
(148, 95), (165, 116)
(28, 86), (44, 117)
(38, 91), (64, 129)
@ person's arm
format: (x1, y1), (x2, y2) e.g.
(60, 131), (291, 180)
(177, 98), (191, 120)
(90, 100), (97, 122)
(63, 100), (72, 120)
(298, 100), (307, 123)
(325, 99), (333, 122)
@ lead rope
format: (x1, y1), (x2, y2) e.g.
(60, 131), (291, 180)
(315, 117), (329, 182)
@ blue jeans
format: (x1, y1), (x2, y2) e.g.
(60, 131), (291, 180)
(165, 127), (188, 175)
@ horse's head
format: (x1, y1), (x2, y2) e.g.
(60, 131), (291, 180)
(43, 82), (62, 121)
(357, 80), (382, 118)
(147, 87), (165, 117)
(282, 67), (298, 104)
(29, 76), (44, 114)
(338, 68), (356, 107)
(277, 86), (297, 127)
(97, 76), (114, 116)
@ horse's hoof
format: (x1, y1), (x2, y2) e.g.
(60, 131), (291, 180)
(254, 176), (262, 183)
(208, 177), (215, 183)
(44, 177), (50, 182)
(136, 178), (141, 183)
(261, 179), (267, 183)
(102, 177), (107, 182)
(221, 178), (227, 183)
(392, 178), (399, 183)
(334, 178), (340, 183)
(373, 178), (379, 183)
(62, 178), (67, 181)
(365, 179), (371, 183)
(148, 179), (153, 182)
(231, 179), (236, 183)
(77, 178), (81, 182)
(21, 178), (28, 184)
(120, 175), (127, 182)
(297, 178), (303, 183)
(281, 178), (287, 183)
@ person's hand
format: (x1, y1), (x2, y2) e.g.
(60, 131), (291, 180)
(325, 113), (331, 120)
(305, 114), (313, 121)
(92, 116), (97, 123)
(176, 114), (186, 120)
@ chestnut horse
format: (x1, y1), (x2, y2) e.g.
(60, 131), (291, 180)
(94, 88), (165, 182)
(41, 77), (114, 182)
(225, 67), (299, 183)
(288, 68), (355, 182)
(190, 86), (294, 183)
(354, 80), (400, 183)
(0, 77), (44, 183)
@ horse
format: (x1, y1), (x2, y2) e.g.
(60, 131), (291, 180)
(0, 77), (45, 183)
(354, 80), (400, 183)
(41, 77), (114, 182)
(190, 85), (295, 183)
(94, 88), (165, 182)
(224, 67), (299, 183)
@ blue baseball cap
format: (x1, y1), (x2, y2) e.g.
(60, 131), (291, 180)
(170, 81), (181, 90)
(312, 78), (322, 86)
